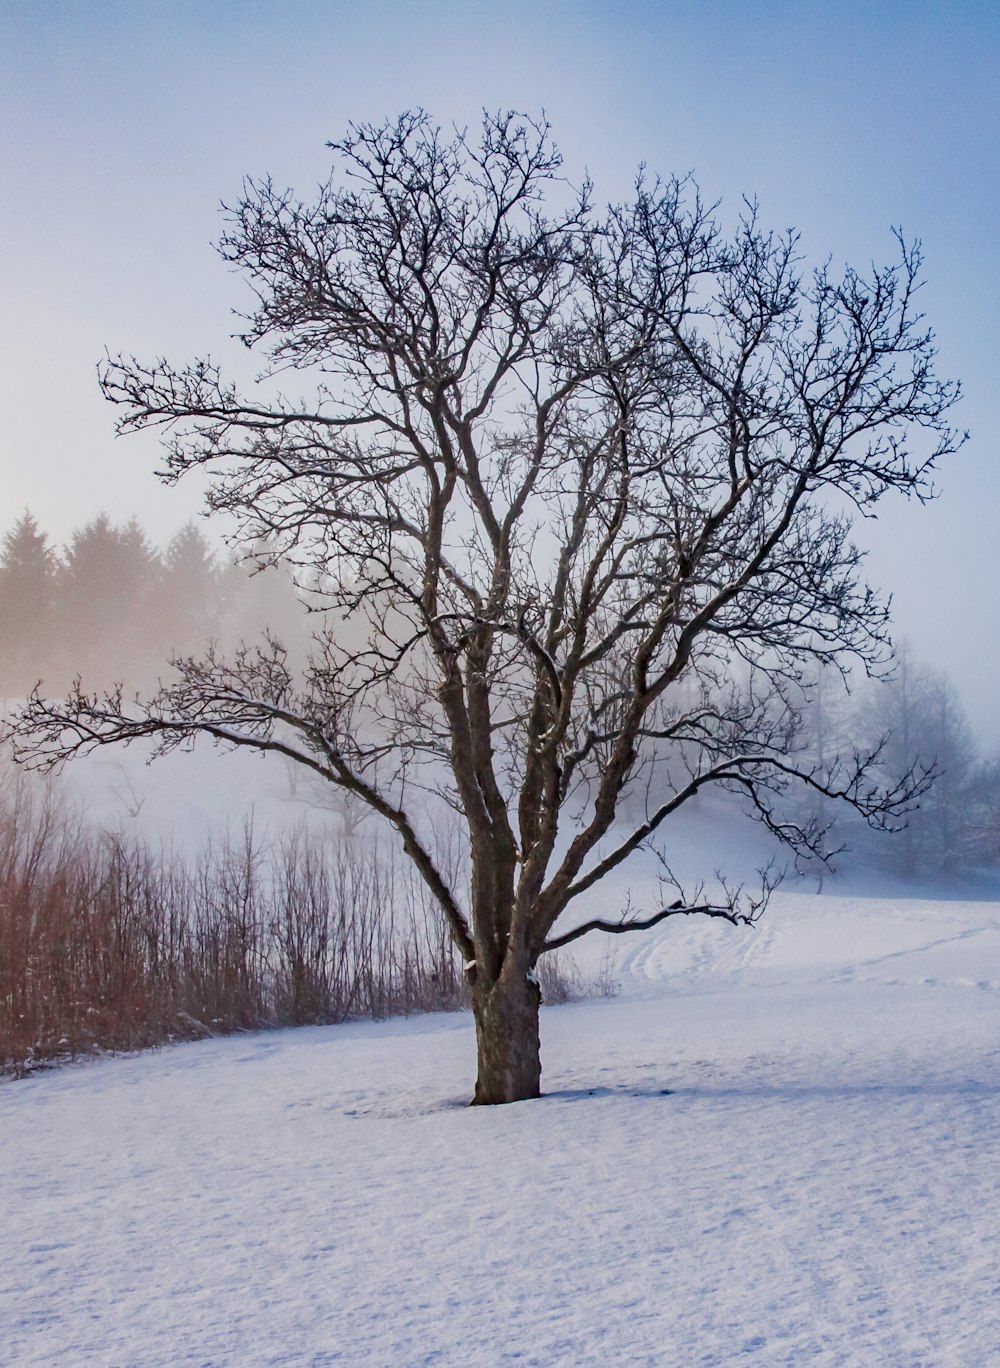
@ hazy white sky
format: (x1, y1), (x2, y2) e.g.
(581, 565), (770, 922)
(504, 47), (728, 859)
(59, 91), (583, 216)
(1, 0), (997, 737)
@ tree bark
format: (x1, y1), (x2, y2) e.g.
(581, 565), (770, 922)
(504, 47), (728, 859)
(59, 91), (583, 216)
(470, 960), (542, 1105)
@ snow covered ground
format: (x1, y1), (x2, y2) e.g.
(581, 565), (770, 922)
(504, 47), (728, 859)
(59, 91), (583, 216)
(4, 887), (999, 1366)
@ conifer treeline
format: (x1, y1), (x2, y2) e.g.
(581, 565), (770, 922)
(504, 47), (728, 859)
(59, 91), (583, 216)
(0, 512), (307, 697)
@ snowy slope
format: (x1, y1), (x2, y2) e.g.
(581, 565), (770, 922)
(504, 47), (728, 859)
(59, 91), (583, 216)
(50, 737), (1000, 906)
(4, 891), (999, 1367)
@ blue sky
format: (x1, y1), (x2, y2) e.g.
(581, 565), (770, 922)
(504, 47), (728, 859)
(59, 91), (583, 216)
(1, 0), (997, 736)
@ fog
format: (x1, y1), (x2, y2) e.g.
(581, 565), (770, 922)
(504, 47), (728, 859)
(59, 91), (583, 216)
(2, 0), (998, 743)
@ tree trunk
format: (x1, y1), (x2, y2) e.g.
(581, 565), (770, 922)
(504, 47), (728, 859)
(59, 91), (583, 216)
(470, 960), (542, 1105)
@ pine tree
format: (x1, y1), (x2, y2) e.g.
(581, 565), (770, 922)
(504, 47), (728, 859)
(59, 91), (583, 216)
(0, 512), (59, 696)
(155, 522), (222, 658)
(57, 515), (160, 688)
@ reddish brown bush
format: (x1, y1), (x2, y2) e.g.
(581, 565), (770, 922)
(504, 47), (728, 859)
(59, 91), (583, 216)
(0, 769), (465, 1078)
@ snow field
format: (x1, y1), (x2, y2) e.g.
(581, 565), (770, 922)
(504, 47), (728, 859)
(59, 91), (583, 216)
(3, 893), (1000, 1366)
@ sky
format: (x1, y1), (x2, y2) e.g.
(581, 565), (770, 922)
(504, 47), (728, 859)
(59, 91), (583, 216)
(1, 0), (998, 739)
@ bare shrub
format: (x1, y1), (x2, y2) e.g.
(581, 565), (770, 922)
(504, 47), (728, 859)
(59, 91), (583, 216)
(537, 947), (621, 1005)
(0, 769), (464, 1078)
(1, 761), (620, 1079)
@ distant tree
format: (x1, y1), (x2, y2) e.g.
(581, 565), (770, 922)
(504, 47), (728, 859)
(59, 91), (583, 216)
(965, 752), (1000, 864)
(0, 512), (59, 695)
(9, 112), (962, 1103)
(857, 648), (976, 873)
(57, 515), (160, 688)
(154, 522), (223, 657)
(786, 657), (857, 885)
(215, 549), (310, 667)
(919, 669), (976, 869)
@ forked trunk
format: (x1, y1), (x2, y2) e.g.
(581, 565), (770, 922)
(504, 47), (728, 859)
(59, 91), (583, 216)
(471, 961), (542, 1105)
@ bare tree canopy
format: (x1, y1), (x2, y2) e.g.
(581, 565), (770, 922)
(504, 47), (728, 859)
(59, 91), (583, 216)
(7, 111), (963, 1103)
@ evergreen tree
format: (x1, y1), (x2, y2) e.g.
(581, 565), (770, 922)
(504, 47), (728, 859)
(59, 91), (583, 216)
(0, 512), (59, 696)
(57, 515), (160, 688)
(155, 522), (222, 658)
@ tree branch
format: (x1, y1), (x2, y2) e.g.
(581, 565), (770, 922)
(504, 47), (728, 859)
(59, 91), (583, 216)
(543, 896), (758, 952)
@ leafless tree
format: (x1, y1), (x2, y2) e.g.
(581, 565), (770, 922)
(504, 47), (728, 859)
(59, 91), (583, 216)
(7, 112), (962, 1103)
(855, 646), (977, 874)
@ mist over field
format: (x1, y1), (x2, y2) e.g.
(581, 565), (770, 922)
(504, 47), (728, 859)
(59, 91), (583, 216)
(4, 506), (1000, 892)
